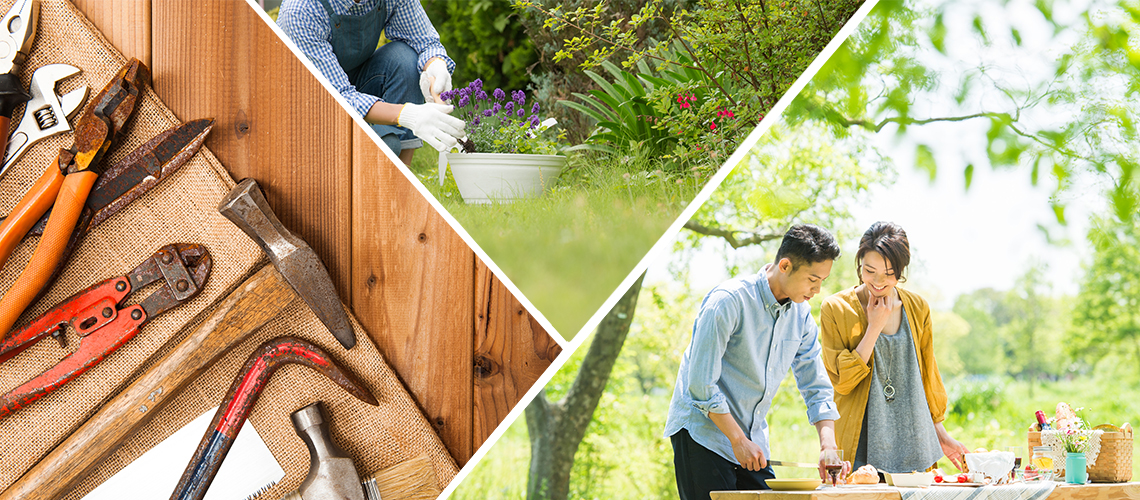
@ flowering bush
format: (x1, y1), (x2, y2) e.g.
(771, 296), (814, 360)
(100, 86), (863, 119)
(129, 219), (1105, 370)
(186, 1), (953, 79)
(440, 79), (563, 155)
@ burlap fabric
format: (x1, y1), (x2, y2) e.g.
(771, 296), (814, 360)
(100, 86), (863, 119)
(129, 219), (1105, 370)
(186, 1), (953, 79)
(0, 0), (459, 497)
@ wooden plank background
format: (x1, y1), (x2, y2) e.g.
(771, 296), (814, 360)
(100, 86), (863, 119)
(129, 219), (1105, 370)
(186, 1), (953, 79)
(69, 0), (559, 467)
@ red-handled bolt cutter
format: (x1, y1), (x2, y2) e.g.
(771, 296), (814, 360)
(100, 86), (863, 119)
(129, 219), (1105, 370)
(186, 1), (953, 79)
(0, 242), (211, 419)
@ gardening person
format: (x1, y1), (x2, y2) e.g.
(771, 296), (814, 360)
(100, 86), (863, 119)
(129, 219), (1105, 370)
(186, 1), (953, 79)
(277, 0), (465, 165)
(664, 224), (849, 499)
(820, 221), (970, 475)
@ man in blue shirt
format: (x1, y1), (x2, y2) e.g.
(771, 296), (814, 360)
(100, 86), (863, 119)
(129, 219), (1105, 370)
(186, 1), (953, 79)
(664, 224), (849, 499)
(278, 0), (465, 165)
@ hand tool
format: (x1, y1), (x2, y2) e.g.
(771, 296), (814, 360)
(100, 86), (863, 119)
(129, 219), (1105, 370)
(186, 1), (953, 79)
(0, 58), (149, 337)
(2, 118), (214, 242)
(2, 63), (88, 177)
(285, 401), (365, 500)
(0, 243), (211, 418)
(81, 406), (285, 500)
(2, 179), (359, 500)
(170, 337), (378, 500)
(219, 178), (355, 349)
(0, 0), (39, 171)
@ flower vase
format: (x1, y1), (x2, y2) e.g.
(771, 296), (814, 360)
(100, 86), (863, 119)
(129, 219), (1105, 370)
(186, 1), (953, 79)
(1065, 452), (1087, 484)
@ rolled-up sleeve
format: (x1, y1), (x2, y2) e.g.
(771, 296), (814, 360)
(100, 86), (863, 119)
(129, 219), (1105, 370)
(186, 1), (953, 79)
(820, 299), (871, 395)
(917, 303), (949, 424)
(792, 318), (840, 424)
(277, 0), (381, 115)
(387, 0), (455, 73)
(686, 291), (738, 416)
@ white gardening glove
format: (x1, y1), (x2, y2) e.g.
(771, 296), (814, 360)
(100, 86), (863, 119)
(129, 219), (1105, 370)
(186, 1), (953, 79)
(397, 102), (465, 152)
(419, 58), (452, 103)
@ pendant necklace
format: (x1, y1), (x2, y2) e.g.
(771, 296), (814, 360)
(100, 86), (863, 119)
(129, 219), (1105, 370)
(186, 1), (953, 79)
(877, 339), (896, 403)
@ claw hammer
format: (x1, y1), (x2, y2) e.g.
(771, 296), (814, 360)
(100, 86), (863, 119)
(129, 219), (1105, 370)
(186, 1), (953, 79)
(3, 179), (357, 500)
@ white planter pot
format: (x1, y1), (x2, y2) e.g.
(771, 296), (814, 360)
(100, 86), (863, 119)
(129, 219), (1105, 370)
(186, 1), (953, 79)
(445, 153), (566, 204)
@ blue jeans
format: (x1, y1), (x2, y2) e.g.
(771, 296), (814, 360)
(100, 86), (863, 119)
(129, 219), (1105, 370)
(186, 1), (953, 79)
(346, 41), (423, 156)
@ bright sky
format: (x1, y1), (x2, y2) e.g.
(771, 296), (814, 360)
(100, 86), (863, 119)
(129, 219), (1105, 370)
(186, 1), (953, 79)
(647, 0), (1111, 310)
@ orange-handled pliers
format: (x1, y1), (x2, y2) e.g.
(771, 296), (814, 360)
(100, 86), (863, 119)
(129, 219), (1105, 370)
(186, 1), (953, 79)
(0, 59), (149, 336)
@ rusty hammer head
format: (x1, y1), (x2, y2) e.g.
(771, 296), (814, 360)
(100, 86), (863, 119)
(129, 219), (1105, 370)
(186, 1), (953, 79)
(218, 179), (356, 349)
(289, 402), (365, 500)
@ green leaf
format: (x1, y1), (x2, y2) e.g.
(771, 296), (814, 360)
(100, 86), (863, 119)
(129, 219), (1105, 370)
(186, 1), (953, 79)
(930, 13), (947, 54)
(964, 164), (974, 190)
(915, 144), (937, 182)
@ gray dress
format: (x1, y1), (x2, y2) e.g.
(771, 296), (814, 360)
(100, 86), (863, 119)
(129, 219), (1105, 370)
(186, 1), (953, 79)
(853, 306), (943, 472)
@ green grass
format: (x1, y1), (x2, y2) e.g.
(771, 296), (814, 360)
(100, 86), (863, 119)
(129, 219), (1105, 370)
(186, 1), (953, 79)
(408, 148), (707, 338)
(450, 375), (1140, 500)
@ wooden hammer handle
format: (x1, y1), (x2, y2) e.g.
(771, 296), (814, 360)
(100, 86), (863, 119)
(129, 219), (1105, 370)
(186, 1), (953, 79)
(2, 264), (295, 500)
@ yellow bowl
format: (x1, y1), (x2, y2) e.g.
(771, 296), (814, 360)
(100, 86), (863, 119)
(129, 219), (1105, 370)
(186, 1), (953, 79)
(767, 478), (823, 491)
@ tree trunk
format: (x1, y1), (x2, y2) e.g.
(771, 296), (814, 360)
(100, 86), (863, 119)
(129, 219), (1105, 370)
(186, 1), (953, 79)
(526, 273), (646, 500)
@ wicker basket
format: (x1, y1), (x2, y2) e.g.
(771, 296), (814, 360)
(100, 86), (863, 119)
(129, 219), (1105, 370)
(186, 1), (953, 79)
(1028, 423), (1133, 483)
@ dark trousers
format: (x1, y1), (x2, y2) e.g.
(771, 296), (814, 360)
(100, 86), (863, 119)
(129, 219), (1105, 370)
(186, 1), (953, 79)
(347, 40), (423, 156)
(671, 428), (775, 500)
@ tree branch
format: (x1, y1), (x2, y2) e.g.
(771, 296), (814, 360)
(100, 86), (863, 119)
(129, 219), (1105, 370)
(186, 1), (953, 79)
(683, 220), (784, 248)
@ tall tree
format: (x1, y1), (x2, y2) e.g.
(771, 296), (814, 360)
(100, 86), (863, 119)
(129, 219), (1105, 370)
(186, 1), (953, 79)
(1071, 212), (1140, 380)
(526, 274), (645, 500)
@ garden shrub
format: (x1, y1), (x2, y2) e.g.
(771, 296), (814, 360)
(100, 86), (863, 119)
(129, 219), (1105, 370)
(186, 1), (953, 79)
(422, 0), (538, 91)
(947, 376), (1005, 418)
(516, 0), (864, 169)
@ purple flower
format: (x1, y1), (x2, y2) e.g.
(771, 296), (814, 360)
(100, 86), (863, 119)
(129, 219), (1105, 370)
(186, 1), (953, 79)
(516, 108), (525, 117)
(531, 102), (540, 114)
(529, 115), (540, 129)
(483, 109), (493, 117)
(518, 120), (527, 127)
(472, 116), (481, 126)
(458, 87), (470, 98)
(475, 90), (488, 101)
(512, 90), (525, 106)
(491, 103), (502, 114)
(493, 88), (506, 101)
(504, 101), (514, 114)
(439, 90), (453, 101)
(469, 78), (483, 90)
(457, 95), (469, 108)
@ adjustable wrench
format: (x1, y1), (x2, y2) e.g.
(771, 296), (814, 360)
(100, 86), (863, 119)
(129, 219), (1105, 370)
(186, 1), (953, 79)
(1, 63), (88, 178)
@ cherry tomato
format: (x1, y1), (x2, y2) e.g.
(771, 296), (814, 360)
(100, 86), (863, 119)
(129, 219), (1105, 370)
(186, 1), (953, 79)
(957, 474), (968, 483)
(934, 475), (944, 483)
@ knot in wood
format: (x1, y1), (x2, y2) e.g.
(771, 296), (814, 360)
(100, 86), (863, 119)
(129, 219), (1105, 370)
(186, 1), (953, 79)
(473, 355), (499, 378)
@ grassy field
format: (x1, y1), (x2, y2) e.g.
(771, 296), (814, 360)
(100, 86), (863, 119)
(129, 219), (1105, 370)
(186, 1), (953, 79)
(452, 374), (1140, 499)
(408, 148), (708, 338)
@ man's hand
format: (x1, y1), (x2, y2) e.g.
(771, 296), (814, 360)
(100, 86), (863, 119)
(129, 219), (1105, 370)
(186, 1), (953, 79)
(420, 57), (452, 103)
(397, 103), (465, 152)
(731, 436), (767, 472)
(818, 448), (851, 483)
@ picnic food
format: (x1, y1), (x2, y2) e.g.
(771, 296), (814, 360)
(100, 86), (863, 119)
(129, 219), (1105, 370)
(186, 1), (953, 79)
(849, 464), (879, 484)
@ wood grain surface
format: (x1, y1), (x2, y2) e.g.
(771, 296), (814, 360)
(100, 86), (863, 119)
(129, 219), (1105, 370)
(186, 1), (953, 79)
(709, 484), (1140, 500)
(70, 0), (558, 467)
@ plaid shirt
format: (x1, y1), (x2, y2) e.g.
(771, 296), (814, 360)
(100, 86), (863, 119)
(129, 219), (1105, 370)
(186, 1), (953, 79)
(277, 0), (455, 116)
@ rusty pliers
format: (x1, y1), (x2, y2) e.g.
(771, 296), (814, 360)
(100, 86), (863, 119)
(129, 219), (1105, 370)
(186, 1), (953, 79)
(0, 58), (148, 337)
(0, 243), (211, 418)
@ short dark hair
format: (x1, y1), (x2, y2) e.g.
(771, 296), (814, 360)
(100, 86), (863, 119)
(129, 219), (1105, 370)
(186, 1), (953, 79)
(774, 224), (841, 270)
(856, 221), (910, 282)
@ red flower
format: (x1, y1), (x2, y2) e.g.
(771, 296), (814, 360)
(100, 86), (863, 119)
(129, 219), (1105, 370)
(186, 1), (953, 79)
(709, 122), (717, 131)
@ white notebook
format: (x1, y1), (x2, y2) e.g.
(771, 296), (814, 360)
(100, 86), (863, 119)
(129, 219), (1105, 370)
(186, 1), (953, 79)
(83, 406), (287, 500)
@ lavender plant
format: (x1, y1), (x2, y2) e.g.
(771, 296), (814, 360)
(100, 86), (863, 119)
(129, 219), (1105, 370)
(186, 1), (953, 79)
(441, 79), (563, 155)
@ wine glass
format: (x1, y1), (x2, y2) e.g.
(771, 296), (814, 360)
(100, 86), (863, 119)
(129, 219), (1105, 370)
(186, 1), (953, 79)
(1007, 446), (1023, 482)
(824, 450), (845, 487)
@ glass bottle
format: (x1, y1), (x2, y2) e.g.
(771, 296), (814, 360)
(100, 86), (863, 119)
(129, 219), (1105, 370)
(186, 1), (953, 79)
(1026, 446), (1054, 481)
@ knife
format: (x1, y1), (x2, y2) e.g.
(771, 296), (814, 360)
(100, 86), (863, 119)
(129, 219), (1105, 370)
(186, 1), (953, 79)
(770, 460), (822, 468)
(81, 406), (285, 500)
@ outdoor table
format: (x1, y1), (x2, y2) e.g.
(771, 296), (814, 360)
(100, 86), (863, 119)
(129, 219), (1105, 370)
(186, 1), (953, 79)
(712, 482), (1140, 500)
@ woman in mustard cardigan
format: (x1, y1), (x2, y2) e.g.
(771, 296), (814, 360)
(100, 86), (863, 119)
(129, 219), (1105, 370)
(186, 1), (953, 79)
(820, 222), (969, 474)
